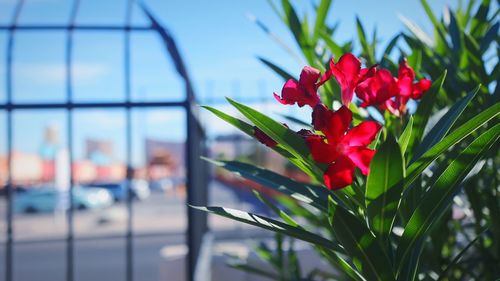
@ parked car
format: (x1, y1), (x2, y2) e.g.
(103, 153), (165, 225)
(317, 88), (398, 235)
(14, 187), (113, 213)
(82, 180), (150, 202)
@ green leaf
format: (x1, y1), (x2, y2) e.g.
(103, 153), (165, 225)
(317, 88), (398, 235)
(328, 197), (395, 281)
(480, 21), (499, 52)
(252, 190), (299, 227)
(320, 30), (346, 59)
(380, 33), (400, 65)
(226, 97), (322, 180)
(278, 114), (311, 128)
(411, 86), (479, 162)
(398, 115), (413, 156)
(204, 159), (348, 212)
(437, 228), (488, 281)
(202, 105), (317, 177)
(258, 57), (295, 82)
(406, 70), (447, 160)
(396, 124), (500, 276)
(282, 0), (305, 48)
(192, 205), (344, 252)
(356, 16), (375, 65)
(312, 0), (332, 44)
(366, 134), (405, 241)
(420, 0), (449, 49)
(405, 102), (500, 192)
(315, 246), (365, 281)
(449, 11), (463, 53)
(201, 105), (254, 136)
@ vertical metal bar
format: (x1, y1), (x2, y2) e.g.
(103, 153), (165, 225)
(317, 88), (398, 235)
(66, 1), (80, 281)
(5, 1), (25, 281)
(124, 1), (134, 281)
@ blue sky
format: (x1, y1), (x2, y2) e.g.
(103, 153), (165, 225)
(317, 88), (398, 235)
(0, 0), (452, 165)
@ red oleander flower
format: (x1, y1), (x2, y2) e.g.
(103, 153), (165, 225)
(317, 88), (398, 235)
(383, 59), (432, 116)
(355, 67), (399, 107)
(274, 66), (325, 108)
(324, 53), (375, 106)
(307, 105), (381, 190)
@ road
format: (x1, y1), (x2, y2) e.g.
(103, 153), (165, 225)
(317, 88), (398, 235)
(0, 181), (268, 281)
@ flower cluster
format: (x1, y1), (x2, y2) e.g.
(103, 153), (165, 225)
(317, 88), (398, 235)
(260, 53), (431, 190)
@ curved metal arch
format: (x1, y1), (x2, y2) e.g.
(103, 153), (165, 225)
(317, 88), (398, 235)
(1, 1), (206, 281)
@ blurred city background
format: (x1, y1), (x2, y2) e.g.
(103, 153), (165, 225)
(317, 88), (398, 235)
(0, 0), (451, 280)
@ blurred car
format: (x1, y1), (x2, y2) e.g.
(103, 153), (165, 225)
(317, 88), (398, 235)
(82, 180), (150, 202)
(14, 187), (113, 213)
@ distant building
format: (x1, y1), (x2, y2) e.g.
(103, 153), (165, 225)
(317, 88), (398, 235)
(145, 138), (184, 179)
(85, 139), (114, 166)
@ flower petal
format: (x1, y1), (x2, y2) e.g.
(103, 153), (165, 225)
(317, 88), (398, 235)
(306, 135), (339, 164)
(411, 78), (432, 99)
(321, 106), (352, 144)
(323, 156), (355, 190)
(355, 68), (397, 107)
(342, 121), (382, 146)
(398, 59), (415, 81)
(330, 53), (362, 105)
(274, 79), (320, 107)
(299, 66), (321, 92)
(345, 147), (376, 175)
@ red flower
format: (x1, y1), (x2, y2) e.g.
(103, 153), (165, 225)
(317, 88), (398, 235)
(324, 53), (375, 106)
(307, 105), (381, 190)
(355, 68), (399, 107)
(384, 60), (431, 116)
(274, 66), (324, 108)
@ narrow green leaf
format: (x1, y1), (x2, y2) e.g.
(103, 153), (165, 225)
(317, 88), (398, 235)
(411, 86), (479, 162)
(420, 0), (449, 48)
(449, 11), (463, 53)
(278, 114), (311, 128)
(312, 0), (332, 44)
(356, 16), (375, 65)
(282, 0), (305, 47)
(380, 33), (400, 65)
(258, 57), (295, 82)
(399, 115), (413, 156)
(226, 97), (322, 179)
(437, 228), (488, 281)
(315, 246), (365, 281)
(328, 197), (395, 281)
(204, 159), (348, 212)
(399, 15), (434, 47)
(397, 124), (500, 275)
(192, 205), (344, 252)
(202, 105), (316, 177)
(320, 30), (345, 59)
(252, 190), (299, 227)
(480, 21), (499, 52)
(404, 102), (500, 193)
(406, 70), (447, 160)
(366, 134), (405, 240)
(201, 105), (254, 136)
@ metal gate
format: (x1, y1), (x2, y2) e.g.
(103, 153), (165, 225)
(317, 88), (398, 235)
(0, 0), (208, 280)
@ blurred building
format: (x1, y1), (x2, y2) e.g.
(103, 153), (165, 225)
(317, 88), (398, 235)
(145, 138), (184, 180)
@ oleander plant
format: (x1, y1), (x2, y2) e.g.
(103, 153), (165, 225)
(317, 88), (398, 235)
(194, 1), (499, 280)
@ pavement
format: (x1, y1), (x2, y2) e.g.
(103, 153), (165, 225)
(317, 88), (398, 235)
(0, 181), (268, 281)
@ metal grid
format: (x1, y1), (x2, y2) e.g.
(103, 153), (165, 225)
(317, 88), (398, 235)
(0, 1), (208, 281)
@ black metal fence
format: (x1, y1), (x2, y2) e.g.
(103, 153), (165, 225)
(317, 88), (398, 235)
(0, 1), (207, 281)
